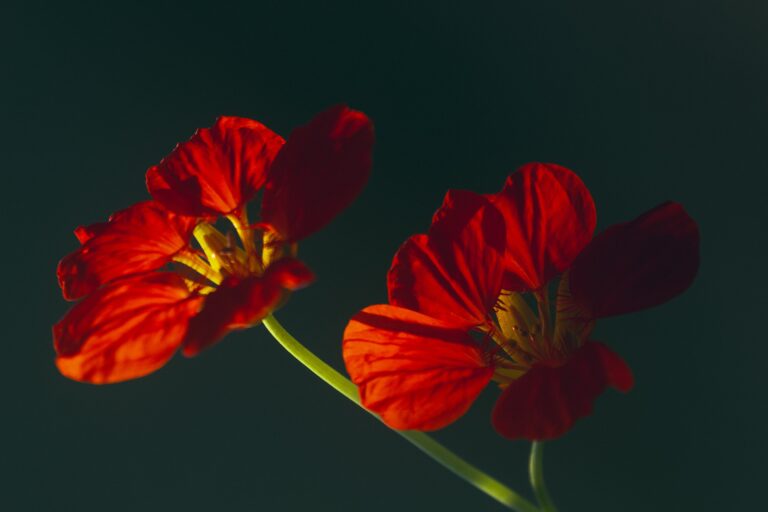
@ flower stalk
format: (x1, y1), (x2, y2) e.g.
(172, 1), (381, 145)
(261, 314), (540, 512)
(529, 442), (558, 512)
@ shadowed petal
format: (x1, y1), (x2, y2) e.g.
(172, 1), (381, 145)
(261, 105), (374, 242)
(343, 304), (494, 431)
(57, 201), (198, 301)
(492, 341), (633, 440)
(54, 272), (204, 384)
(147, 116), (285, 216)
(490, 163), (596, 291)
(388, 190), (506, 329)
(569, 202), (700, 318)
(182, 258), (314, 356)
(73, 222), (109, 244)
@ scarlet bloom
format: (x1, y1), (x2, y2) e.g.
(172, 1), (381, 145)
(342, 163), (699, 440)
(55, 105), (374, 383)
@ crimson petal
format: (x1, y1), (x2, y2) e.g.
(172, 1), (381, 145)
(73, 222), (109, 244)
(182, 258), (314, 356)
(57, 201), (198, 301)
(147, 116), (285, 216)
(53, 272), (203, 384)
(388, 190), (506, 329)
(260, 105), (374, 242)
(569, 202), (700, 318)
(343, 304), (494, 431)
(492, 341), (633, 440)
(490, 163), (596, 292)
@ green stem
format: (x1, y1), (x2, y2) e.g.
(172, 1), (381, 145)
(529, 442), (558, 512)
(261, 314), (539, 512)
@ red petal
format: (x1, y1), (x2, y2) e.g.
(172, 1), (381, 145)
(53, 272), (203, 384)
(490, 163), (596, 291)
(182, 258), (314, 356)
(569, 202), (700, 318)
(73, 222), (109, 244)
(57, 201), (198, 301)
(260, 105), (374, 242)
(492, 341), (633, 440)
(388, 190), (506, 329)
(343, 304), (494, 431)
(147, 116), (285, 216)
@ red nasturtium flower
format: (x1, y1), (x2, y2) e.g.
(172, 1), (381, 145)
(342, 163), (699, 440)
(55, 105), (374, 384)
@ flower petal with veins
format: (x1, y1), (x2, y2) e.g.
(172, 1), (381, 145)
(57, 201), (198, 301)
(261, 105), (374, 242)
(343, 304), (494, 431)
(54, 272), (203, 384)
(147, 116), (284, 217)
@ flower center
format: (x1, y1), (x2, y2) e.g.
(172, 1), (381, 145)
(171, 206), (280, 292)
(488, 275), (593, 387)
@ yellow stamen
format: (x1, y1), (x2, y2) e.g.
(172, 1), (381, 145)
(262, 229), (284, 267)
(496, 291), (537, 352)
(490, 330), (534, 366)
(173, 251), (223, 285)
(534, 289), (558, 359)
(194, 222), (252, 278)
(226, 205), (261, 273)
(181, 279), (216, 295)
(553, 271), (594, 351)
(193, 223), (226, 272)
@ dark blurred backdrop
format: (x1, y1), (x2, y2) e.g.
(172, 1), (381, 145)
(3, 1), (766, 510)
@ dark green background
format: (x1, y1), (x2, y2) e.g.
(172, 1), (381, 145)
(4, 1), (765, 510)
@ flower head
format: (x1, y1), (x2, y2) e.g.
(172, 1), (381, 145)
(342, 163), (699, 440)
(55, 105), (374, 383)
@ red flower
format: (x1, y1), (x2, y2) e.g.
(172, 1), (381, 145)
(342, 163), (699, 440)
(55, 105), (374, 383)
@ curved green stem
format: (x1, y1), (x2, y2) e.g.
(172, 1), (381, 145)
(261, 314), (539, 512)
(529, 442), (558, 512)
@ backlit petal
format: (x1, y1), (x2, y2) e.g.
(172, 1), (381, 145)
(388, 190), (506, 329)
(490, 163), (596, 291)
(53, 273), (203, 384)
(147, 116), (285, 216)
(57, 201), (198, 301)
(182, 258), (314, 356)
(492, 341), (633, 440)
(569, 202), (700, 318)
(260, 105), (374, 242)
(343, 304), (494, 431)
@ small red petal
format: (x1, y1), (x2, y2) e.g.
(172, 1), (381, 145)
(182, 258), (314, 356)
(569, 202), (700, 318)
(490, 163), (596, 291)
(491, 341), (633, 440)
(343, 304), (494, 431)
(53, 272), (203, 384)
(147, 116), (285, 217)
(260, 105), (374, 242)
(57, 201), (198, 301)
(73, 222), (109, 244)
(388, 190), (506, 329)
